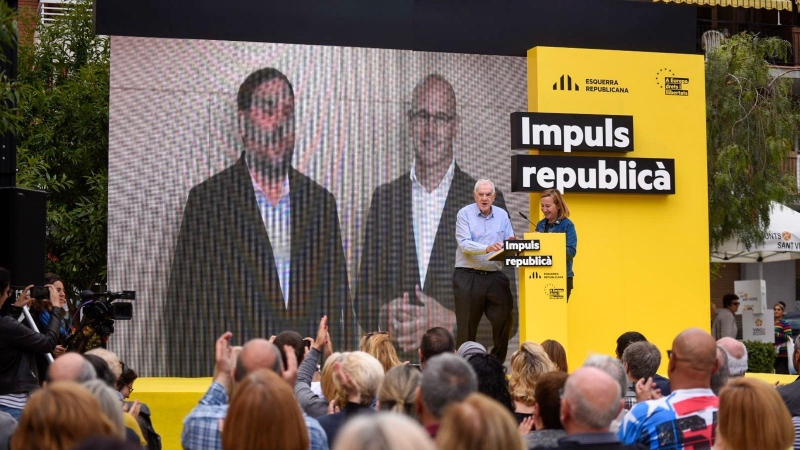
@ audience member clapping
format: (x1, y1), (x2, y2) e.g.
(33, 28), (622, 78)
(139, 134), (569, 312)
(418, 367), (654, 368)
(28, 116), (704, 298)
(621, 342), (661, 409)
(509, 342), (555, 419)
(295, 316), (336, 417)
(10, 382), (118, 450)
(182, 332), (327, 450)
(714, 377), (794, 450)
(541, 339), (568, 373)
(223, 369), (310, 450)
(333, 413), (435, 450)
(317, 351), (384, 445)
(435, 393), (525, 450)
(525, 371), (568, 449)
(378, 364), (421, 419)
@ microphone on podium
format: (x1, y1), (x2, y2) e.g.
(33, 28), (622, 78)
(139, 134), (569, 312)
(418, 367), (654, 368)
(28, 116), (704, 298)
(518, 211), (536, 227)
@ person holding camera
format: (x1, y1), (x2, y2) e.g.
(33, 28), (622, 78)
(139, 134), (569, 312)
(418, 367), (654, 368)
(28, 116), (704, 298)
(28, 273), (69, 379)
(0, 268), (63, 420)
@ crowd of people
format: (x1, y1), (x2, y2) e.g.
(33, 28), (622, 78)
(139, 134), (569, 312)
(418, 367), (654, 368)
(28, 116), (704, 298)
(173, 312), (799, 450)
(3, 262), (800, 450)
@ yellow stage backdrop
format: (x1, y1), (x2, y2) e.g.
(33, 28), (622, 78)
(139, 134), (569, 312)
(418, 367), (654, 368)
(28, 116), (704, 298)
(520, 47), (709, 374)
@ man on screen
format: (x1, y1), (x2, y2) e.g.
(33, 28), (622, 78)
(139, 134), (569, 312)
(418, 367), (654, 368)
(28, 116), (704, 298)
(355, 74), (516, 360)
(164, 68), (349, 377)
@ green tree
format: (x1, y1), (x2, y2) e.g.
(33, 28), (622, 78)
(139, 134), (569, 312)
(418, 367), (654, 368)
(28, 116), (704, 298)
(0, 1), (27, 138)
(15, 0), (109, 304)
(706, 32), (799, 251)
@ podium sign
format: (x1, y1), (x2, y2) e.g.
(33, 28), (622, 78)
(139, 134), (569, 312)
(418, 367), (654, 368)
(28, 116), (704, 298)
(735, 279), (771, 344)
(517, 232), (568, 345)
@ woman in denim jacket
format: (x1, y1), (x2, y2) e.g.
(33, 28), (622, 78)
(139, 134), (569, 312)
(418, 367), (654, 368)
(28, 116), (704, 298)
(534, 189), (577, 299)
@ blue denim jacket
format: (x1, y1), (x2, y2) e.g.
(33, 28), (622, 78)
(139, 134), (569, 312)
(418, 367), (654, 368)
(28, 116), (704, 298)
(535, 217), (577, 277)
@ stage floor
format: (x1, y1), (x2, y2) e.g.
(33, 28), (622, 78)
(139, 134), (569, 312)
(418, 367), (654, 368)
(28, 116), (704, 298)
(129, 377), (211, 450)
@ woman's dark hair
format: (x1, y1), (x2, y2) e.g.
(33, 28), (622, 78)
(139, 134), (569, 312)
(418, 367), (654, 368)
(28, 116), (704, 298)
(467, 354), (514, 413)
(84, 355), (117, 388)
(44, 272), (61, 285)
(116, 364), (138, 391)
(534, 371), (569, 430)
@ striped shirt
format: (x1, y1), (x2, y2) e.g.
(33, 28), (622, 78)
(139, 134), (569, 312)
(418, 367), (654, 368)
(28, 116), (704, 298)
(0, 393), (27, 409)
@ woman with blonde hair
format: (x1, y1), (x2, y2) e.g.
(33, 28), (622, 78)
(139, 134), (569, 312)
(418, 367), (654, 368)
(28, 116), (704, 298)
(11, 381), (119, 450)
(321, 352), (346, 410)
(318, 351), (385, 444)
(713, 377), (794, 450)
(223, 369), (309, 450)
(378, 364), (421, 419)
(535, 189), (577, 299)
(436, 393), (525, 450)
(362, 332), (402, 373)
(334, 412), (435, 450)
(509, 341), (555, 419)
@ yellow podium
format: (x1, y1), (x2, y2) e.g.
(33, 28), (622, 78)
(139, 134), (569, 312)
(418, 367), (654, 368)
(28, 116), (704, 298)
(516, 232), (568, 347)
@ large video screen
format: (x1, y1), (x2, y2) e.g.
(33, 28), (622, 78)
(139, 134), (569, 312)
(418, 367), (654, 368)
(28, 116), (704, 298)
(108, 37), (528, 376)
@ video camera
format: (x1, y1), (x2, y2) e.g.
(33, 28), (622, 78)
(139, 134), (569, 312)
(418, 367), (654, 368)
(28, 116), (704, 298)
(79, 290), (136, 321)
(65, 289), (136, 352)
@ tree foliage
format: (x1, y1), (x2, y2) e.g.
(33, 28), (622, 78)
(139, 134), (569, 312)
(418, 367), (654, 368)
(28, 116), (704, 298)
(0, 1), (27, 137)
(15, 0), (109, 304)
(706, 32), (799, 251)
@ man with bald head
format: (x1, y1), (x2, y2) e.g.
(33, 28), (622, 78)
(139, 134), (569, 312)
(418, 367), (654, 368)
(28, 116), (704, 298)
(356, 74), (514, 361)
(45, 353), (96, 384)
(716, 336), (748, 377)
(618, 328), (719, 449)
(182, 332), (327, 450)
(554, 367), (643, 449)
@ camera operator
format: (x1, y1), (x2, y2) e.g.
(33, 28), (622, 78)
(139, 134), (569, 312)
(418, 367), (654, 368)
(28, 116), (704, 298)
(28, 273), (69, 380)
(0, 268), (63, 420)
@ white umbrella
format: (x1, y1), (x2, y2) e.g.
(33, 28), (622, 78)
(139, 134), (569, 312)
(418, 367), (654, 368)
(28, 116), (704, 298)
(711, 202), (800, 276)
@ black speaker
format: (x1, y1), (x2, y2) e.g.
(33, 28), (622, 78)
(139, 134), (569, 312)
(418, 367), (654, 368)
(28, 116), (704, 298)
(0, 187), (47, 286)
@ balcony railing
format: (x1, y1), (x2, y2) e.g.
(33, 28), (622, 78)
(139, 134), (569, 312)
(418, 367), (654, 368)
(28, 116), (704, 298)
(698, 19), (796, 65)
(38, 0), (76, 26)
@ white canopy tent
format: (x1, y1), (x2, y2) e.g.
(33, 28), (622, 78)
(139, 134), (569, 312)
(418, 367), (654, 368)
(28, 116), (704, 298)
(711, 202), (800, 277)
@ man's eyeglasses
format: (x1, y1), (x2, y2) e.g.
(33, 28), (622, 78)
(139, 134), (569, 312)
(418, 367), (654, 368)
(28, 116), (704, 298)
(731, 302), (741, 306)
(409, 110), (456, 128)
(666, 349), (686, 362)
(125, 384), (134, 394)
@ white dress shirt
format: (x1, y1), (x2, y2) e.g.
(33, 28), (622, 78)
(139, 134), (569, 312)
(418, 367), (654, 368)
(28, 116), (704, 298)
(411, 160), (455, 288)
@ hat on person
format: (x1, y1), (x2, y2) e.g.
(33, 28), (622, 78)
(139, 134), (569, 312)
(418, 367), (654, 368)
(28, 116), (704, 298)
(457, 341), (487, 361)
